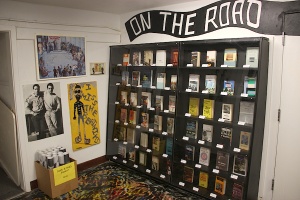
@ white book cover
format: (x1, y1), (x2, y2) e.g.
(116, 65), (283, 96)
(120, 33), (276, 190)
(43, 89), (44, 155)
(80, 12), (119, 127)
(206, 50), (217, 67)
(202, 124), (213, 142)
(188, 74), (200, 92)
(222, 103), (233, 122)
(140, 132), (148, 148)
(239, 101), (255, 125)
(156, 73), (166, 89)
(199, 147), (211, 166)
(205, 75), (217, 94)
(156, 50), (167, 66)
(133, 51), (141, 66)
(246, 47), (259, 68)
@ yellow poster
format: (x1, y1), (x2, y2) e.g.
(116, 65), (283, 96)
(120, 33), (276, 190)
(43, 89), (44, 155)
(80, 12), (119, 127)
(53, 162), (76, 186)
(68, 81), (100, 151)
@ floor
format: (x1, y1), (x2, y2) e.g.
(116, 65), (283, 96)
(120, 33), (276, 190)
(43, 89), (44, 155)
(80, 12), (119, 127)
(0, 167), (24, 200)
(12, 161), (206, 200)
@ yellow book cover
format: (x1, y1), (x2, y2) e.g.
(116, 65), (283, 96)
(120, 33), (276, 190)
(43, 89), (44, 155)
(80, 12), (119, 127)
(189, 97), (200, 116)
(203, 99), (214, 119)
(239, 131), (251, 151)
(215, 176), (226, 195)
(199, 171), (209, 188)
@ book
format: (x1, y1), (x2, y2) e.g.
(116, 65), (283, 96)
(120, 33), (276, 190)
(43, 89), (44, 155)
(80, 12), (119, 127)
(156, 50), (167, 66)
(191, 51), (201, 67)
(120, 91), (128, 104)
(170, 75), (177, 90)
(140, 132), (148, 148)
(123, 53), (130, 66)
(224, 48), (237, 67)
(185, 145), (195, 161)
(141, 112), (149, 128)
(243, 76), (256, 97)
(232, 183), (244, 200)
(246, 47), (259, 68)
(239, 131), (251, 151)
(233, 155), (248, 176)
(152, 136), (161, 152)
(119, 126), (127, 141)
(168, 95), (176, 113)
(156, 73), (166, 89)
(206, 50), (217, 67)
(188, 74), (200, 92)
(214, 176), (226, 195)
(121, 71), (129, 85)
(128, 148), (136, 162)
(202, 99), (214, 119)
(133, 51), (141, 66)
(216, 151), (230, 171)
(141, 92), (152, 109)
(129, 110), (137, 125)
(118, 144), (127, 159)
(155, 96), (164, 112)
(189, 97), (199, 117)
(130, 92), (138, 107)
(221, 103), (234, 122)
(186, 120), (198, 139)
(132, 71), (140, 86)
(120, 108), (127, 123)
(167, 117), (175, 135)
(170, 48), (179, 67)
(140, 70), (152, 88)
(166, 137), (173, 156)
(202, 124), (213, 143)
(127, 128), (135, 144)
(199, 147), (211, 166)
(154, 115), (162, 131)
(199, 171), (209, 188)
(205, 75), (217, 94)
(221, 127), (232, 148)
(239, 101), (255, 125)
(152, 156), (159, 171)
(144, 50), (153, 66)
(139, 152), (147, 166)
(183, 166), (194, 183)
(223, 80), (235, 95)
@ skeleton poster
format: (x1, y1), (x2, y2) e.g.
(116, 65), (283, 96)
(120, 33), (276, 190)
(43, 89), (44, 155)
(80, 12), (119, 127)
(68, 81), (100, 151)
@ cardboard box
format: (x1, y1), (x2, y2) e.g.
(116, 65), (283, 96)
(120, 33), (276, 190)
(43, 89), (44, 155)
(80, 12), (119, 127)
(35, 158), (78, 198)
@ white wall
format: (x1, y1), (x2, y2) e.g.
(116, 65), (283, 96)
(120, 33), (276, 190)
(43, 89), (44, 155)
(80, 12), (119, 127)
(0, 0), (121, 192)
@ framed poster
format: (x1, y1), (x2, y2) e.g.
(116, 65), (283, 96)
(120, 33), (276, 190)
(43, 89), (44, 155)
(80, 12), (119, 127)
(35, 35), (86, 80)
(90, 62), (105, 75)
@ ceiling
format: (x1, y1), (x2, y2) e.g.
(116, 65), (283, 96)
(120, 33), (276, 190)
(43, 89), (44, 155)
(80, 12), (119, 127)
(7, 0), (200, 14)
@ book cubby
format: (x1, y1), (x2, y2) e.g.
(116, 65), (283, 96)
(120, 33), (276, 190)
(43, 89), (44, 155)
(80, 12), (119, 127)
(107, 37), (269, 200)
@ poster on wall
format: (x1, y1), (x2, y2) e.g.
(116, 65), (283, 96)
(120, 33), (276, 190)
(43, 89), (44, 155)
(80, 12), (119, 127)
(35, 35), (86, 80)
(90, 62), (105, 75)
(68, 81), (100, 151)
(23, 82), (64, 142)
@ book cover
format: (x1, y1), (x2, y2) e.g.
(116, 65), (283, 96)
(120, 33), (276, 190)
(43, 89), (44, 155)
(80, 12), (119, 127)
(224, 48), (237, 67)
(152, 136), (161, 152)
(127, 128), (135, 144)
(232, 183), (244, 200)
(112, 124), (121, 140)
(239, 131), (251, 151)
(216, 151), (230, 171)
(188, 74), (200, 92)
(120, 91), (128, 104)
(222, 103), (234, 122)
(199, 171), (209, 188)
(128, 148), (136, 162)
(140, 132), (148, 148)
(141, 70), (153, 88)
(221, 127), (232, 148)
(246, 47), (259, 68)
(139, 151), (147, 166)
(130, 92), (138, 107)
(168, 95), (176, 113)
(121, 71), (129, 85)
(156, 73), (166, 89)
(223, 80), (235, 95)
(167, 117), (175, 135)
(166, 137), (173, 156)
(189, 97), (200, 117)
(205, 75), (217, 94)
(170, 75), (177, 90)
(202, 99), (214, 119)
(141, 92), (152, 109)
(141, 112), (149, 128)
(186, 120), (198, 139)
(244, 76), (256, 97)
(156, 50), (167, 66)
(233, 155), (248, 176)
(119, 126), (127, 141)
(120, 108), (127, 123)
(118, 144), (127, 159)
(152, 156), (160, 171)
(129, 110), (136, 125)
(239, 101), (255, 125)
(202, 124), (213, 143)
(171, 48), (179, 67)
(155, 95), (164, 112)
(154, 115), (162, 131)
(133, 51), (141, 66)
(191, 51), (201, 67)
(185, 144), (195, 161)
(214, 176), (227, 195)
(132, 71), (141, 86)
(144, 50), (153, 66)
(206, 50), (217, 67)
(183, 166), (194, 183)
(123, 53), (130, 66)
(199, 147), (211, 166)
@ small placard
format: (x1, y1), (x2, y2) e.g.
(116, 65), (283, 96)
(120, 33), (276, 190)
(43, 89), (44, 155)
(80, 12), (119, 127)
(198, 140), (205, 144)
(185, 113), (191, 117)
(193, 187), (199, 192)
(216, 144), (224, 149)
(180, 159), (187, 164)
(221, 64), (228, 68)
(123, 160), (127, 164)
(134, 145), (140, 149)
(125, 103), (129, 107)
(233, 148), (241, 152)
(238, 121), (246, 125)
(151, 64), (156, 66)
(149, 128), (154, 132)
(115, 120), (120, 123)
(127, 64), (132, 66)
(202, 64), (209, 67)
(195, 164), (202, 168)
(116, 83), (121, 86)
(186, 64), (193, 67)
(137, 85), (142, 88)
(114, 138), (118, 142)
(218, 118), (225, 122)
(202, 90), (209, 94)
(113, 156), (117, 160)
(123, 141), (128, 145)
(167, 64), (173, 67)
(124, 122), (128, 126)
(115, 101), (120, 105)
(134, 164), (138, 168)
(146, 149), (152, 153)
(136, 125), (141, 129)
(139, 64), (144, 66)
(220, 91), (228, 95)
(146, 169), (151, 173)
(185, 88), (192, 92)
(243, 64), (250, 68)
(149, 107), (155, 111)
(117, 64), (122, 66)
(241, 93), (249, 97)
(151, 86), (156, 89)
(162, 132), (168, 135)
(231, 174), (238, 180)
(213, 169), (220, 174)
(179, 182), (185, 186)
(163, 154), (168, 158)
(182, 136), (189, 141)
(164, 87), (171, 90)
(164, 110), (170, 113)
(160, 174), (166, 179)
(210, 193), (217, 198)
(126, 84), (131, 87)
(136, 105), (142, 108)
(199, 115), (206, 119)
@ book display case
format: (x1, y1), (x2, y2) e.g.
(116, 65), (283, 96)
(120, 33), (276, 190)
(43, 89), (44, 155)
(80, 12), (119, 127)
(107, 37), (269, 200)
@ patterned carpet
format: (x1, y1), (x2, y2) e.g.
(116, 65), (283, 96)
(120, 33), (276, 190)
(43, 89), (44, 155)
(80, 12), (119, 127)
(13, 161), (206, 200)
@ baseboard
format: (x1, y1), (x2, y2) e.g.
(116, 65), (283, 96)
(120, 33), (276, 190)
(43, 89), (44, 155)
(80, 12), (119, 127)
(30, 155), (107, 190)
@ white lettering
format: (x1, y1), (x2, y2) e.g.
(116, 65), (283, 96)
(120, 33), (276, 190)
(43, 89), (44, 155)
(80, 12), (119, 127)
(160, 12), (172, 31)
(185, 13), (196, 35)
(172, 13), (184, 35)
(219, 2), (230, 27)
(205, 6), (218, 32)
(232, 0), (244, 24)
(247, 0), (261, 28)
(130, 17), (142, 35)
(140, 12), (151, 31)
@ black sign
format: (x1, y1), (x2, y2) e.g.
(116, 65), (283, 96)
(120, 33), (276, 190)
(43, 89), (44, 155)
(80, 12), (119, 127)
(125, 0), (300, 41)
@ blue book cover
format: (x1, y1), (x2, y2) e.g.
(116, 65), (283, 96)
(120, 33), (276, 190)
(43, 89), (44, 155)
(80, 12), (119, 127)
(141, 70), (152, 88)
(223, 80), (235, 95)
(166, 138), (173, 156)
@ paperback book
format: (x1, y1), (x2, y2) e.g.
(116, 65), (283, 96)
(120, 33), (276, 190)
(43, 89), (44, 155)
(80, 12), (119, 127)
(223, 80), (235, 95)
(126, 128), (135, 144)
(130, 92), (138, 107)
(168, 95), (176, 113)
(216, 151), (230, 171)
(185, 144), (195, 161)
(183, 166), (194, 183)
(141, 112), (149, 128)
(189, 97), (200, 117)
(206, 50), (217, 67)
(202, 124), (213, 143)
(246, 47), (259, 68)
(120, 108), (128, 123)
(232, 183), (244, 200)
(128, 148), (136, 162)
(244, 76), (256, 97)
(220, 127), (232, 148)
(140, 70), (153, 88)
(233, 155), (248, 176)
(155, 95), (164, 112)
(239, 131), (251, 151)
(199, 171), (209, 188)
(171, 48), (179, 67)
(144, 50), (153, 66)
(166, 137), (173, 156)
(202, 99), (214, 119)
(224, 48), (237, 67)
(152, 156), (160, 171)
(120, 91), (128, 104)
(139, 152), (147, 166)
(118, 144), (127, 159)
(141, 92), (152, 109)
(121, 71), (129, 86)
(167, 117), (175, 135)
(123, 53), (130, 66)
(132, 71), (141, 86)
(191, 51), (201, 67)
(186, 120), (198, 139)
(140, 132), (148, 148)
(132, 51), (141, 66)
(170, 75), (177, 90)
(156, 50), (167, 66)
(156, 73), (166, 89)
(222, 103), (234, 122)
(205, 75), (217, 94)
(129, 110), (136, 125)
(154, 115), (162, 131)
(239, 101), (255, 125)
(214, 176), (226, 195)
(188, 74), (200, 92)
(199, 147), (211, 166)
